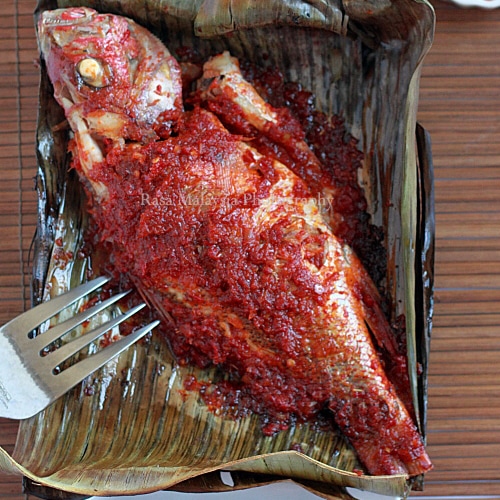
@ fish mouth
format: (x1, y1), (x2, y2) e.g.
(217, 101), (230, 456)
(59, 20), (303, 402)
(38, 8), (100, 56)
(40, 7), (95, 27)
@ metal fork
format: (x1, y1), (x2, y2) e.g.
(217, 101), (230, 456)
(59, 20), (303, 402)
(0, 276), (159, 420)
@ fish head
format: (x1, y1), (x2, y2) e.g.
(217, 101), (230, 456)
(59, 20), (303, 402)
(38, 7), (183, 144)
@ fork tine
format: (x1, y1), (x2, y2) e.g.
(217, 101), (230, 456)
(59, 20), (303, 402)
(44, 303), (147, 369)
(50, 319), (161, 398)
(29, 289), (131, 352)
(2, 276), (110, 336)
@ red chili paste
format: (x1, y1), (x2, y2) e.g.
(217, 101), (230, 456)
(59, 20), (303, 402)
(81, 58), (410, 442)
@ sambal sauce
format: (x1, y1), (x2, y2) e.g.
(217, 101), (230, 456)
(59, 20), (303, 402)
(40, 6), (431, 473)
(83, 65), (408, 438)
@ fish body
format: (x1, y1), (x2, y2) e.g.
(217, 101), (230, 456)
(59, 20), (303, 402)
(38, 7), (432, 477)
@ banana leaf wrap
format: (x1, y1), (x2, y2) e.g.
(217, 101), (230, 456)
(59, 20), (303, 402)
(0, 0), (435, 498)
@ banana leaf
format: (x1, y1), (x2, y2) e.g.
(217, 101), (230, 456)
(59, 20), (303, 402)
(0, 0), (435, 498)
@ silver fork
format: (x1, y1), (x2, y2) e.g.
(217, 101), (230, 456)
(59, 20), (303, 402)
(0, 276), (159, 420)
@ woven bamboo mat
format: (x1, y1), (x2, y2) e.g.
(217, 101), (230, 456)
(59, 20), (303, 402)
(414, 3), (500, 497)
(1, 0), (500, 498)
(0, 1), (39, 499)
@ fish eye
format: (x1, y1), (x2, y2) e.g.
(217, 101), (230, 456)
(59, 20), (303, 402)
(76, 57), (111, 88)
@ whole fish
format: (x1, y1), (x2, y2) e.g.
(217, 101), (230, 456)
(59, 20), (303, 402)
(37, 7), (432, 477)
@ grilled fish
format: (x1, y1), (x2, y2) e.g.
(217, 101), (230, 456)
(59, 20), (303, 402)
(37, 7), (432, 476)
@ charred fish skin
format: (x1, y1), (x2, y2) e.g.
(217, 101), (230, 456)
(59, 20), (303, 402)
(37, 7), (432, 477)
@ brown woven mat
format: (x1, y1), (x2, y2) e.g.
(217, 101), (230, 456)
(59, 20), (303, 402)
(1, 1), (39, 499)
(414, 3), (500, 497)
(2, 0), (500, 498)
